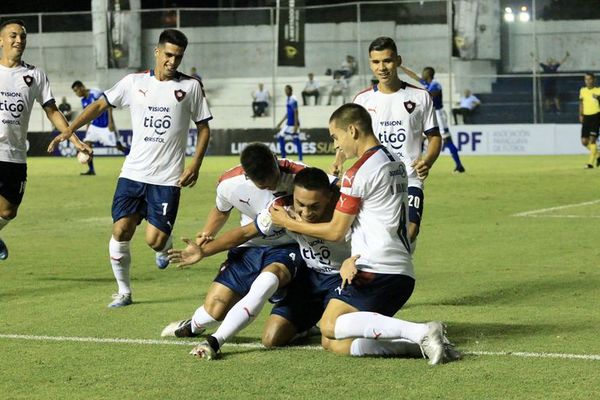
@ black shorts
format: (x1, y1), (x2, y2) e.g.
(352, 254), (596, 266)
(0, 161), (27, 205)
(581, 113), (600, 138)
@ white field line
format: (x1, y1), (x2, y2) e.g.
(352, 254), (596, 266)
(512, 199), (600, 217)
(1, 333), (600, 361)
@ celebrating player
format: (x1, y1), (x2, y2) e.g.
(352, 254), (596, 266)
(272, 104), (451, 365)
(331, 36), (441, 244)
(0, 19), (91, 261)
(49, 29), (212, 307)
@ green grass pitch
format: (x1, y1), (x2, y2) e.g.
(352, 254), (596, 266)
(1, 154), (599, 399)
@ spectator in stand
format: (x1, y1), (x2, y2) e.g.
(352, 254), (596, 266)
(334, 55), (358, 80)
(301, 73), (320, 105)
(58, 97), (73, 122)
(190, 67), (201, 81)
(531, 52), (569, 113)
(452, 89), (481, 124)
(327, 72), (348, 106)
(251, 83), (270, 118)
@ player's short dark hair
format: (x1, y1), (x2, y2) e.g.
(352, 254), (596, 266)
(293, 167), (330, 193)
(424, 66), (435, 77)
(240, 143), (278, 182)
(158, 29), (188, 49)
(585, 72), (595, 80)
(368, 36), (397, 56)
(0, 19), (26, 32)
(71, 80), (84, 89)
(329, 103), (373, 135)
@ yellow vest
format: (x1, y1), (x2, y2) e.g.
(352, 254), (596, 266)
(579, 86), (600, 115)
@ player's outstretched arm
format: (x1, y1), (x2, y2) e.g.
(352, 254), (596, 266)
(178, 121), (211, 188)
(270, 204), (353, 242)
(399, 65), (422, 83)
(196, 207), (231, 243)
(44, 103), (92, 155)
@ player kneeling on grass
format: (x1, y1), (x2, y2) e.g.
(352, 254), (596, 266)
(270, 103), (457, 365)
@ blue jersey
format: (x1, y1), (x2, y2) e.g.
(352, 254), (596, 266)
(81, 88), (110, 128)
(420, 79), (443, 110)
(286, 95), (299, 126)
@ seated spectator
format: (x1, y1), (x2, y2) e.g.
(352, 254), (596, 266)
(251, 83), (270, 117)
(190, 67), (202, 81)
(327, 73), (348, 105)
(452, 89), (481, 124)
(58, 97), (73, 122)
(301, 73), (320, 105)
(334, 55), (358, 80)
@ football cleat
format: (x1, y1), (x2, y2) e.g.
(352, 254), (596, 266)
(419, 321), (446, 365)
(442, 335), (462, 362)
(453, 166), (466, 174)
(80, 170), (96, 176)
(155, 251), (169, 269)
(0, 238), (8, 260)
(108, 293), (132, 308)
(190, 339), (219, 360)
(584, 164), (594, 169)
(161, 319), (205, 338)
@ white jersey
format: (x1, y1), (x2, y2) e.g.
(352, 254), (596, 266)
(0, 61), (54, 163)
(104, 69), (212, 186)
(215, 159), (306, 247)
(256, 195), (350, 274)
(336, 145), (414, 277)
(353, 82), (438, 189)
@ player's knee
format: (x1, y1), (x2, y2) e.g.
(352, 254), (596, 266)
(145, 235), (164, 251)
(0, 207), (17, 220)
(321, 336), (332, 351)
(262, 263), (291, 288)
(319, 316), (336, 339)
(261, 328), (286, 349)
(203, 297), (230, 321)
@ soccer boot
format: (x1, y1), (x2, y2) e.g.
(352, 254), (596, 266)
(108, 293), (133, 308)
(155, 251), (169, 269)
(161, 319), (205, 338)
(419, 321), (446, 365)
(0, 237), (8, 260)
(190, 336), (220, 360)
(80, 170), (96, 176)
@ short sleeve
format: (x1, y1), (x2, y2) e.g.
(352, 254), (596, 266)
(422, 93), (438, 134)
(190, 80), (213, 124)
(104, 74), (133, 108)
(37, 70), (55, 108)
(215, 183), (234, 212)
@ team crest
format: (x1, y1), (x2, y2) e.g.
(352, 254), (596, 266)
(174, 89), (186, 102)
(403, 100), (416, 114)
(23, 75), (33, 87)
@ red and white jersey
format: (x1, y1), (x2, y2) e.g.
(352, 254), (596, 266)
(104, 70), (212, 186)
(0, 61), (54, 163)
(215, 159), (306, 247)
(335, 145), (414, 277)
(256, 196), (350, 274)
(353, 82), (438, 189)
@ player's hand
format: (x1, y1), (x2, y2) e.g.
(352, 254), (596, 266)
(329, 161), (344, 178)
(269, 204), (292, 228)
(195, 231), (214, 244)
(168, 238), (205, 268)
(178, 166), (199, 188)
(411, 159), (431, 180)
(340, 254), (360, 289)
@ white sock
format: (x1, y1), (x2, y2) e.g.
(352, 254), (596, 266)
(0, 216), (10, 231)
(109, 236), (132, 295)
(191, 305), (219, 334)
(350, 338), (422, 357)
(334, 312), (429, 343)
(212, 271), (279, 346)
(156, 235), (173, 256)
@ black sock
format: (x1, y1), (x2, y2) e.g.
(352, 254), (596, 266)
(207, 335), (220, 352)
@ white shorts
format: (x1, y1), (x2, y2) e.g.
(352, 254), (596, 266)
(84, 125), (117, 146)
(277, 125), (300, 138)
(435, 109), (451, 139)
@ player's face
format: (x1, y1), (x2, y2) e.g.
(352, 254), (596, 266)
(155, 42), (185, 78)
(369, 49), (400, 86)
(72, 85), (86, 98)
(329, 121), (356, 159)
(584, 75), (595, 88)
(293, 186), (331, 223)
(285, 86), (292, 96)
(0, 24), (27, 60)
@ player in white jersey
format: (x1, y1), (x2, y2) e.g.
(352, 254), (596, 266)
(331, 36), (441, 244)
(51, 29), (212, 307)
(159, 143), (305, 358)
(0, 19), (91, 261)
(271, 104), (455, 364)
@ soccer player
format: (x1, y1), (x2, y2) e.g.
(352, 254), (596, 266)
(276, 85), (303, 161)
(71, 80), (127, 175)
(53, 29), (212, 307)
(579, 73), (600, 169)
(271, 104), (450, 365)
(160, 143), (306, 357)
(401, 64), (465, 173)
(331, 37), (442, 243)
(0, 19), (91, 261)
